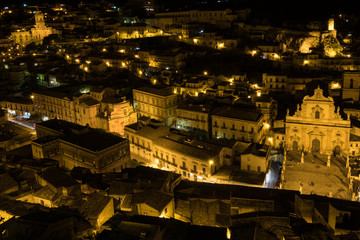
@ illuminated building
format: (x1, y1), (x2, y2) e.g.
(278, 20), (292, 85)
(32, 86), (136, 136)
(153, 9), (240, 29)
(1, 97), (34, 118)
(240, 143), (270, 173)
(133, 86), (177, 126)
(176, 104), (211, 134)
(286, 87), (350, 154)
(212, 108), (264, 143)
(342, 71), (360, 102)
(32, 119), (131, 173)
(10, 11), (59, 45)
(152, 135), (227, 182)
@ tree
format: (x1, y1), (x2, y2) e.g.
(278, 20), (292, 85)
(24, 42), (37, 53)
(21, 72), (38, 91)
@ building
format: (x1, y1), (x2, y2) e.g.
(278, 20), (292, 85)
(240, 143), (271, 173)
(130, 190), (174, 218)
(285, 87), (351, 155)
(32, 86), (136, 136)
(124, 123), (170, 164)
(10, 11), (59, 45)
(152, 134), (228, 182)
(133, 86), (177, 126)
(252, 94), (278, 128)
(342, 71), (360, 102)
(32, 88), (77, 122)
(1, 97), (34, 118)
(153, 9), (238, 29)
(211, 108), (264, 143)
(175, 104), (211, 137)
(32, 119), (131, 173)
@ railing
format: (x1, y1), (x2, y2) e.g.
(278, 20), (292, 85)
(180, 166), (188, 171)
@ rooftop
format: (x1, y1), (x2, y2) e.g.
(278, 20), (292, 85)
(154, 136), (223, 161)
(132, 190), (173, 212)
(37, 168), (79, 189)
(212, 108), (262, 122)
(242, 143), (270, 157)
(37, 119), (127, 151)
(134, 86), (175, 97)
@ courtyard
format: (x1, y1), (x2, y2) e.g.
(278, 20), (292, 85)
(281, 150), (351, 200)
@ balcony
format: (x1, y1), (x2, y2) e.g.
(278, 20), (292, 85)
(180, 165), (188, 171)
(169, 162), (178, 167)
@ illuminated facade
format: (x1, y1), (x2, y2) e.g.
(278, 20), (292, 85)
(212, 108), (264, 143)
(152, 136), (227, 182)
(10, 11), (58, 45)
(32, 87), (136, 136)
(176, 104), (211, 133)
(342, 71), (360, 102)
(1, 97), (34, 118)
(286, 87), (351, 155)
(133, 86), (177, 126)
(153, 9), (238, 28)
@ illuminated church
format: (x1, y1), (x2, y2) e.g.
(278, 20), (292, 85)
(285, 87), (351, 155)
(10, 11), (58, 45)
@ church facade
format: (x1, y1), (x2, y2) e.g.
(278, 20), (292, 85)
(10, 11), (58, 45)
(285, 87), (351, 155)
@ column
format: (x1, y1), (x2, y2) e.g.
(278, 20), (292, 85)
(327, 155), (331, 167)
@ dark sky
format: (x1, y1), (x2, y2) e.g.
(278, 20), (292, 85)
(0, 0), (356, 24)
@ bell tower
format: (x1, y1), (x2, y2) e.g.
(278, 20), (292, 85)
(328, 18), (335, 31)
(34, 11), (46, 29)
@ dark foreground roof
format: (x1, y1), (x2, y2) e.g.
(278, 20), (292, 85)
(37, 119), (127, 151)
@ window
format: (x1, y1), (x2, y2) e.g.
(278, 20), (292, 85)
(214, 121), (218, 127)
(247, 165), (250, 171)
(257, 166), (261, 172)
(202, 167), (206, 173)
(315, 111), (320, 119)
(183, 171), (186, 177)
(350, 79), (354, 88)
(193, 165), (197, 172)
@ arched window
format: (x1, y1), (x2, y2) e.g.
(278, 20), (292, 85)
(350, 79), (354, 88)
(315, 111), (320, 119)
